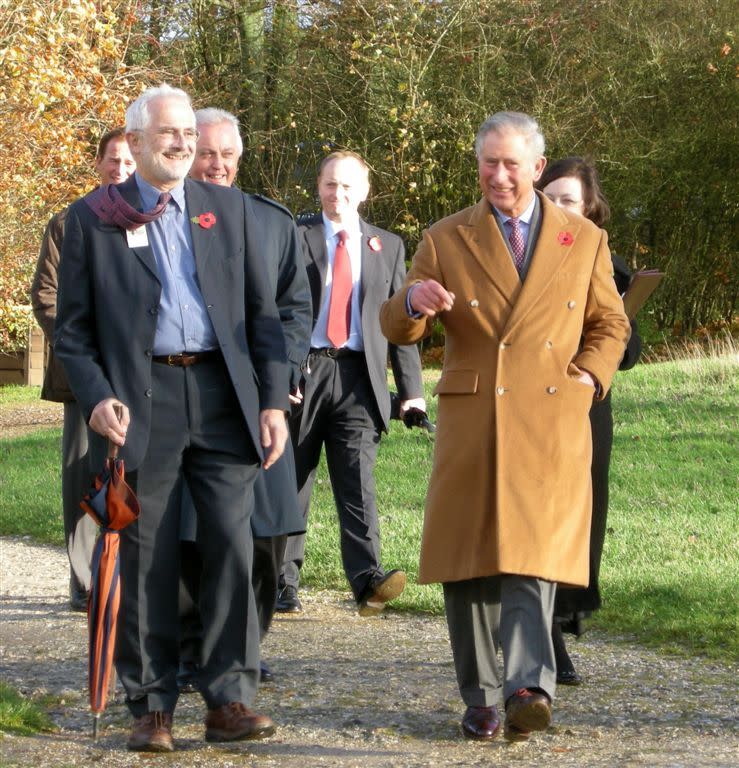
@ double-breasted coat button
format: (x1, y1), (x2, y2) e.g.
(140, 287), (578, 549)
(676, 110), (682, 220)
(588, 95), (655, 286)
(496, 386), (506, 395)
(145, 388), (152, 397)
(546, 386), (557, 394)
(499, 342), (508, 350)
(145, 349), (152, 357)
(545, 340), (553, 349)
(149, 306), (158, 315)
(567, 300), (576, 309)
(470, 299), (480, 307)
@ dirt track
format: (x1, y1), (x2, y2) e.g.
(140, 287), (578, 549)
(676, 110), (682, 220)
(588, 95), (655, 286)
(1, 536), (737, 767)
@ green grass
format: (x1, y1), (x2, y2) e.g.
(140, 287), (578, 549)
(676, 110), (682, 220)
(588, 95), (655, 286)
(0, 428), (64, 546)
(1, 350), (737, 661)
(0, 682), (57, 736)
(0, 385), (41, 406)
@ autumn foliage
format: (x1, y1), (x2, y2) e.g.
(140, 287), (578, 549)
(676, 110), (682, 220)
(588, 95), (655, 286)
(0, 0), (153, 351)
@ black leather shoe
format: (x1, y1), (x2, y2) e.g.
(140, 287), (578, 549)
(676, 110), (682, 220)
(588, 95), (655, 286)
(461, 705), (500, 740)
(275, 585), (302, 613)
(357, 570), (406, 617)
(177, 662), (199, 694)
(260, 662), (274, 683)
(69, 586), (89, 613)
(557, 668), (582, 685)
(504, 688), (552, 742)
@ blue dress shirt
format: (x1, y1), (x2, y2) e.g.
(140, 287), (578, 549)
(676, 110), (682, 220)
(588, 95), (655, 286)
(136, 174), (218, 354)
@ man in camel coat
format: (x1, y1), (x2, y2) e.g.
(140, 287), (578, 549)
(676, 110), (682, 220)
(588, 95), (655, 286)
(380, 111), (630, 743)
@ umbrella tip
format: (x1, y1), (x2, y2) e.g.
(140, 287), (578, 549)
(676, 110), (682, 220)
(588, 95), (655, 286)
(92, 712), (100, 741)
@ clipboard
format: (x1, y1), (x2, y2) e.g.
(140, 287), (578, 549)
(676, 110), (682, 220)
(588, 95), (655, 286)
(622, 269), (664, 320)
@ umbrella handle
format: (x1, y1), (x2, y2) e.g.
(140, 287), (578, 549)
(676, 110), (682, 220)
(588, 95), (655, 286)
(108, 405), (123, 460)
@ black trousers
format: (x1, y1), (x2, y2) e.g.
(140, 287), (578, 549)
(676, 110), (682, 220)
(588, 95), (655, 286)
(281, 353), (384, 601)
(116, 357), (260, 716)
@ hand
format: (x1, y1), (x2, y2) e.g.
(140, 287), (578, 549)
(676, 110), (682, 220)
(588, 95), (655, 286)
(89, 398), (129, 446)
(409, 280), (455, 317)
(288, 387), (303, 406)
(260, 408), (288, 470)
(399, 397), (427, 417)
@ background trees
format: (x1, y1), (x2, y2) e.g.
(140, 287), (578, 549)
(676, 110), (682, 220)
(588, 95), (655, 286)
(1, 0), (736, 351)
(0, 0), (154, 350)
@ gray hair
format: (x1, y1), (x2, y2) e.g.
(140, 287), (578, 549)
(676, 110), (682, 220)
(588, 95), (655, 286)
(474, 111), (545, 160)
(125, 84), (193, 133)
(195, 108), (244, 155)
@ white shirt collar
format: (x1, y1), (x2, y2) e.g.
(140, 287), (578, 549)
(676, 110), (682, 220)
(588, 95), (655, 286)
(494, 193), (537, 225)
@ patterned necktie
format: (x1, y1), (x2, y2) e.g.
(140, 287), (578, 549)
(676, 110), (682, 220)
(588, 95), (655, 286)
(326, 230), (352, 347)
(508, 217), (525, 273)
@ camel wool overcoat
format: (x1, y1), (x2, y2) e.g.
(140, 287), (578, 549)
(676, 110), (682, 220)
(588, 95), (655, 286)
(380, 194), (631, 587)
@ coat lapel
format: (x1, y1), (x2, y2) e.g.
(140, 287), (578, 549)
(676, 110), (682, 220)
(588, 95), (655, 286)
(118, 176), (159, 281)
(502, 192), (583, 336)
(304, 219), (329, 310)
(456, 198), (521, 310)
(185, 179), (216, 279)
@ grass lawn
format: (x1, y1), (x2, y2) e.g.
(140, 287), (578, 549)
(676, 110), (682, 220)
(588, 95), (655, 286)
(0, 353), (736, 661)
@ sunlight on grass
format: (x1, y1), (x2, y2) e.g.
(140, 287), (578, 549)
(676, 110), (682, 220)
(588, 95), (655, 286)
(0, 347), (736, 660)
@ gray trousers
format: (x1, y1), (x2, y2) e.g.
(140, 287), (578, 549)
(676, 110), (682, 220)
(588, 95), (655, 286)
(116, 357), (261, 717)
(443, 575), (557, 706)
(62, 401), (96, 594)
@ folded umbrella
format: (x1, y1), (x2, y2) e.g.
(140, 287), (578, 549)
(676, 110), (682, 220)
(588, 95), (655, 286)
(80, 409), (140, 740)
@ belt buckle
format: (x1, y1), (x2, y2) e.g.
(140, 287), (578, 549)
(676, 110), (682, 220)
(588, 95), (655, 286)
(167, 353), (182, 366)
(326, 347), (339, 359)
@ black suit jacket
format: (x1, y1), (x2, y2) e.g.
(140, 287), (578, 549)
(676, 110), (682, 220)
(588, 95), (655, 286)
(55, 175), (288, 470)
(299, 214), (423, 431)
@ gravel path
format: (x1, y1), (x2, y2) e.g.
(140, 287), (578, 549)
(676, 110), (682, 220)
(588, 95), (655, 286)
(1, 536), (737, 767)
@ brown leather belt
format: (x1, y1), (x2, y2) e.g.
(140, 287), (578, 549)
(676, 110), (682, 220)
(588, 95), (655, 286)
(152, 350), (221, 367)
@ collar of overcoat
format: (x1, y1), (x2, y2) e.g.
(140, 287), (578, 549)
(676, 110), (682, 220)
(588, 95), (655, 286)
(456, 192), (584, 337)
(115, 175), (217, 286)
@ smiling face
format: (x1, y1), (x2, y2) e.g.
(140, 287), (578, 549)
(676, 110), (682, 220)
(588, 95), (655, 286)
(477, 129), (546, 217)
(127, 95), (197, 190)
(317, 156), (369, 223)
(189, 121), (242, 186)
(95, 137), (135, 185)
(541, 175), (586, 217)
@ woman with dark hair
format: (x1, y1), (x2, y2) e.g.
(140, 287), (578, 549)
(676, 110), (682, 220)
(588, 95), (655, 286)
(537, 157), (642, 685)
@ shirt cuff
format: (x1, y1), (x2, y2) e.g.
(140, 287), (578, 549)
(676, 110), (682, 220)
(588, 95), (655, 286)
(405, 285), (424, 319)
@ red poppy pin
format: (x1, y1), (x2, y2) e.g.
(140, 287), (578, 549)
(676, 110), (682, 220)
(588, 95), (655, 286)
(367, 235), (382, 252)
(192, 212), (217, 229)
(558, 231), (573, 246)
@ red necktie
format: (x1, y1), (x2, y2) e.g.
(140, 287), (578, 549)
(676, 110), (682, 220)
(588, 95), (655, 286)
(508, 217), (525, 273)
(326, 230), (352, 347)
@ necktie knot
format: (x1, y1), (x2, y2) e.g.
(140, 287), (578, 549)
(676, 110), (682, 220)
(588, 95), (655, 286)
(338, 229), (348, 245)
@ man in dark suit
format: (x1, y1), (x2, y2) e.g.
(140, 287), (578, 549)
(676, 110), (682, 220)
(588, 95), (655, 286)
(55, 85), (289, 753)
(177, 107), (311, 688)
(277, 151), (425, 616)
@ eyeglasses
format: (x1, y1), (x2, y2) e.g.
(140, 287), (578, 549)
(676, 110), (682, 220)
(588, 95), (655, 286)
(141, 127), (200, 141)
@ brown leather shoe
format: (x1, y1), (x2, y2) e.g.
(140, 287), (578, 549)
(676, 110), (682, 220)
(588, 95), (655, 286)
(205, 702), (276, 742)
(357, 570), (406, 616)
(504, 688), (551, 742)
(461, 705), (500, 740)
(127, 711), (174, 752)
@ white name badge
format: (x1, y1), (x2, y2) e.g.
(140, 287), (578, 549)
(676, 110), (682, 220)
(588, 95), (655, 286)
(126, 226), (149, 248)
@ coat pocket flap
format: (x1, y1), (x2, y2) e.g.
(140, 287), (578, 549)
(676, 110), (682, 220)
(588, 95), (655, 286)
(433, 369), (479, 395)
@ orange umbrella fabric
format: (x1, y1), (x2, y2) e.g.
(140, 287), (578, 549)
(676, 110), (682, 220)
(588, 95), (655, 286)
(80, 444), (140, 738)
